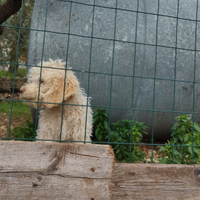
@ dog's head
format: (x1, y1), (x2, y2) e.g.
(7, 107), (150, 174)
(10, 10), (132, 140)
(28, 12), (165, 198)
(20, 59), (79, 108)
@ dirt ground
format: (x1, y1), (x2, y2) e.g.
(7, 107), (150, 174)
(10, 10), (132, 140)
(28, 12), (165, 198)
(0, 92), (20, 101)
(0, 114), (29, 138)
(140, 144), (162, 163)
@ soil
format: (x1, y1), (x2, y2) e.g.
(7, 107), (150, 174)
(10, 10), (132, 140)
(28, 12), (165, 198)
(0, 115), (29, 138)
(0, 92), (162, 162)
(139, 144), (162, 163)
(0, 92), (20, 101)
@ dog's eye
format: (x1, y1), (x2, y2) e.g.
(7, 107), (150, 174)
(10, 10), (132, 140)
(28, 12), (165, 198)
(40, 80), (44, 84)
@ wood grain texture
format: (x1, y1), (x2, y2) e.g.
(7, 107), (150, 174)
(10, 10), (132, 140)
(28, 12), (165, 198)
(0, 141), (114, 200)
(112, 163), (200, 200)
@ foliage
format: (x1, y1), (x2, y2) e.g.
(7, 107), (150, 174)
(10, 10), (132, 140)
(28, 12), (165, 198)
(93, 108), (109, 141)
(0, 68), (27, 78)
(132, 146), (147, 163)
(109, 120), (147, 162)
(109, 120), (133, 162)
(0, 0), (35, 72)
(0, 101), (31, 118)
(158, 114), (200, 164)
(93, 109), (147, 163)
(131, 122), (148, 162)
(11, 119), (35, 140)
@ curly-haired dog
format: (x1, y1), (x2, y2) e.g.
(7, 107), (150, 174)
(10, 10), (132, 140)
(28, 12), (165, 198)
(20, 59), (93, 142)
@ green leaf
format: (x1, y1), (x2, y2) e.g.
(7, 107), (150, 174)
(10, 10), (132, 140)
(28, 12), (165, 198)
(95, 127), (100, 137)
(103, 112), (109, 118)
(183, 134), (192, 143)
(93, 112), (99, 117)
(157, 146), (166, 153)
(104, 121), (108, 130)
(93, 116), (99, 124)
(181, 125), (186, 132)
(194, 147), (200, 155)
(173, 149), (182, 159)
(178, 135), (184, 142)
(98, 134), (103, 141)
(195, 138), (200, 145)
(188, 146), (193, 155)
(173, 157), (181, 164)
(193, 123), (200, 132)
(159, 157), (170, 164)
(116, 148), (120, 154)
(133, 131), (142, 138)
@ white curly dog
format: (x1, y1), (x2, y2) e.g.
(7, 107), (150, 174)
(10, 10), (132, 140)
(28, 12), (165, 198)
(20, 59), (93, 142)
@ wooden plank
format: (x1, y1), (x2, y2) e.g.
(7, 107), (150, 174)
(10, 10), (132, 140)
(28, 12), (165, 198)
(112, 163), (200, 200)
(0, 141), (114, 200)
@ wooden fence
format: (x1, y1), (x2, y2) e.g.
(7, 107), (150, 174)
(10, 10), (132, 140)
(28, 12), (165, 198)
(0, 141), (200, 200)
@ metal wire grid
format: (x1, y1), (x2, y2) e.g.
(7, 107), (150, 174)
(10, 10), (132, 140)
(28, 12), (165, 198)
(0, 0), (200, 164)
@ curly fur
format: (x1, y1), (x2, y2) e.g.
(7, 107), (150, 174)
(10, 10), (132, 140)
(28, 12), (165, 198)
(20, 59), (93, 142)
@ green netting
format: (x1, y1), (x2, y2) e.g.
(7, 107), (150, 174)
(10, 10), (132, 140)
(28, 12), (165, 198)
(0, 0), (200, 164)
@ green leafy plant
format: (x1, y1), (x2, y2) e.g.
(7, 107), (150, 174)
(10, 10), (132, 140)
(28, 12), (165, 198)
(132, 122), (148, 163)
(109, 120), (147, 162)
(93, 108), (109, 141)
(132, 147), (147, 163)
(93, 109), (148, 163)
(109, 120), (133, 161)
(158, 114), (200, 164)
(11, 119), (35, 141)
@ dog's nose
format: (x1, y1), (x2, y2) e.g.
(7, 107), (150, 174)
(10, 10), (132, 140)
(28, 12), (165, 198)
(20, 88), (26, 94)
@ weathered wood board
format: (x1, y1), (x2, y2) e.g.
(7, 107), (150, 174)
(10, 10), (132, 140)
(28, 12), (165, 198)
(0, 141), (114, 200)
(112, 163), (200, 200)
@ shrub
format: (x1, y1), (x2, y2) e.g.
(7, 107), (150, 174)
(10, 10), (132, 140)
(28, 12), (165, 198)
(158, 114), (200, 164)
(93, 108), (109, 141)
(110, 120), (147, 162)
(93, 108), (147, 163)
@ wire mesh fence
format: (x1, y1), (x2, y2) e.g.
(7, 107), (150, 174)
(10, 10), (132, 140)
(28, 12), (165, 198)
(0, 0), (200, 164)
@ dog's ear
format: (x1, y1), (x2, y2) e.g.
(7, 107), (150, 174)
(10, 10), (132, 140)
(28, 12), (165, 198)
(42, 75), (79, 108)
(63, 77), (79, 100)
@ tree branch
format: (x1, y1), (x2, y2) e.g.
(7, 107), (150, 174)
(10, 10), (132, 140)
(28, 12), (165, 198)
(0, 0), (22, 35)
